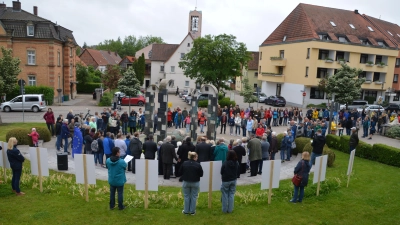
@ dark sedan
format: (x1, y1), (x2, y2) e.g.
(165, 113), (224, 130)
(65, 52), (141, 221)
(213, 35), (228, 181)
(385, 104), (400, 113)
(264, 95), (286, 107)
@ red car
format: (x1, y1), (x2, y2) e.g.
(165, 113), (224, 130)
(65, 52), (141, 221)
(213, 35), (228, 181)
(120, 95), (146, 106)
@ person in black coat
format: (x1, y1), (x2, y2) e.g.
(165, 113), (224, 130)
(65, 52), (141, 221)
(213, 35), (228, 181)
(6, 137), (25, 195)
(160, 136), (178, 180)
(143, 135), (158, 160)
(83, 129), (93, 154)
(180, 152), (203, 215)
(233, 140), (246, 177)
(177, 137), (196, 178)
(195, 137), (213, 162)
(220, 150), (239, 213)
(55, 117), (63, 151)
(290, 152), (311, 203)
(129, 132), (143, 174)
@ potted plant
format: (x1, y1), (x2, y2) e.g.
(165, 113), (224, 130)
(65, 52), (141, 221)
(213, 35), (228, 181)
(270, 56), (283, 60)
(366, 61), (374, 66)
(377, 62), (386, 67)
(325, 57), (333, 63)
(337, 58), (346, 64)
(364, 80), (372, 84)
(374, 81), (383, 84)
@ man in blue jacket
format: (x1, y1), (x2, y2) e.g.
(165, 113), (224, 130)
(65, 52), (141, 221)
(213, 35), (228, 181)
(103, 132), (112, 168)
(106, 147), (127, 210)
(61, 119), (70, 154)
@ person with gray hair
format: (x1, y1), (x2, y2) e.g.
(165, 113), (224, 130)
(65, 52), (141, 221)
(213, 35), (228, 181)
(214, 138), (228, 162)
(160, 136), (178, 179)
(61, 119), (70, 153)
(258, 135), (270, 175)
(233, 139), (246, 177)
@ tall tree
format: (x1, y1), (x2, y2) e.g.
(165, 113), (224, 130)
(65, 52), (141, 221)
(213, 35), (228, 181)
(240, 77), (258, 107)
(82, 42), (88, 49)
(136, 53), (146, 86)
(325, 64), (365, 108)
(0, 47), (21, 96)
(76, 64), (89, 85)
(102, 65), (121, 91)
(118, 67), (141, 112)
(178, 34), (252, 93)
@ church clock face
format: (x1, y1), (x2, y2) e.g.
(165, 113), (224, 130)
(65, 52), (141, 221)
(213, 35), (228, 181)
(191, 16), (199, 31)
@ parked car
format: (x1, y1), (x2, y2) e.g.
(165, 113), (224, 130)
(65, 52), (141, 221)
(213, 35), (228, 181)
(264, 95), (286, 106)
(179, 89), (189, 98)
(0, 94), (46, 112)
(187, 93), (211, 104)
(253, 92), (267, 103)
(340, 100), (368, 110)
(385, 104), (400, 113)
(357, 104), (384, 113)
(120, 95), (146, 106)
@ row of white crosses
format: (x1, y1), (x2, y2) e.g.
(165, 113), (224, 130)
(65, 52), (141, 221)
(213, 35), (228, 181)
(0, 140), (357, 207)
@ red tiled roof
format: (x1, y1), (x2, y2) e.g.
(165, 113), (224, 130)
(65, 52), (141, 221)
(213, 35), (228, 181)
(262, 3), (395, 48)
(118, 56), (135, 65)
(248, 52), (259, 70)
(82, 49), (122, 66)
(99, 50), (122, 65)
(151, 44), (179, 61)
(363, 15), (400, 47)
(75, 55), (87, 67)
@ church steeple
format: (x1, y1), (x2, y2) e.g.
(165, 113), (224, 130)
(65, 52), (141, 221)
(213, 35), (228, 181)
(188, 9), (202, 39)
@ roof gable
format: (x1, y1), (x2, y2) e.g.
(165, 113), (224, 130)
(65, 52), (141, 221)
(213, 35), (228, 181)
(248, 52), (259, 70)
(164, 33), (194, 63)
(151, 44), (179, 61)
(99, 50), (122, 65)
(119, 56), (135, 65)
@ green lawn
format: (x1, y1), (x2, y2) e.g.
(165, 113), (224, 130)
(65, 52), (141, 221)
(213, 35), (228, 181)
(0, 123), (47, 142)
(0, 148), (399, 225)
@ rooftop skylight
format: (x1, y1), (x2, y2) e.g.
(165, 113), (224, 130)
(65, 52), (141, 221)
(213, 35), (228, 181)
(330, 21), (336, 27)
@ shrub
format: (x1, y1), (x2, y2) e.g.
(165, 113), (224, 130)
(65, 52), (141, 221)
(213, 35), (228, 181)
(372, 144), (400, 167)
(303, 142), (312, 154)
(77, 82), (102, 94)
(323, 145), (335, 167)
(326, 134), (340, 149)
(277, 133), (284, 150)
(364, 96), (375, 104)
(339, 135), (350, 153)
(6, 128), (51, 146)
(294, 137), (312, 154)
(218, 93), (224, 100)
(198, 100), (208, 108)
(99, 92), (112, 106)
(386, 126), (400, 139)
(218, 97), (236, 108)
(9, 85), (54, 105)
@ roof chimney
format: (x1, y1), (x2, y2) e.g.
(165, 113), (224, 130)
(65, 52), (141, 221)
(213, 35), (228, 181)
(0, 3), (6, 9)
(354, 9), (359, 14)
(33, 6), (37, 16)
(12, 0), (21, 12)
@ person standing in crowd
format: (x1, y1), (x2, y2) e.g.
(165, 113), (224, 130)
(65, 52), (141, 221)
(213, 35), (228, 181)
(83, 129), (93, 154)
(129, 132), (143, 174)
(167, 108), (173, 128)
(286, 131), (294, 161)
(349, 127), (359, 153)
(234, 113), (242, 136)
(174, 111), (184, 129)
(255, 124), (265, 137)
(106, 147), (127, 210)
(195, 137), (213, 162)
(102, 132), (112, 168)
(258, 135), (270, 175)
(128, 111), (137, 135)
(220, 112), (228, 134)
(269, 132), (278, 160)
(55, 117), (63, 151)
(180, 152), (203, 215)
(61, 119), (70, 154)
(7, 137), (25, 196)
(362, 116), (370, 138)
(160, 136), (178, 180)
(72, 123), (83, 158)
(199, 114), (207, 134)
(66, 110), (74, 124)
(220, 150), (239, 213)
(247, 135), (262, 177)
(114, 134), (127, 158)
(228, 114), (235, 136)
(214, 138), (229, 162)
(28, 128), (40, 147)
(184, 115), (191, 133)
(246, 116), (254, 137)
(281, 131), (289, 163)
(43, 108), (55, 137)
(101, 108), (110, 132)
(368, 115), (377, 140)
(92, 132), (102, 166)
(120, 111), (128, 135)
(290, 152), (311, 203)
(241, 116), (247, 137)
(89, 117), (97, 133)
(177, 137), (196, 179)
(310, 129), (326, 169)
(233, 139), (247, 176)
(143, 134), (158, 160)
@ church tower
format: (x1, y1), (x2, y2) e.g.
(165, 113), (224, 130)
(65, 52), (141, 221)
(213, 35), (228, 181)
(188, 9), (202, 39)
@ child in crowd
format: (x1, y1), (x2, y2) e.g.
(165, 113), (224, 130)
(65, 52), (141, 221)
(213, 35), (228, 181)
(28, 128), (40, 147)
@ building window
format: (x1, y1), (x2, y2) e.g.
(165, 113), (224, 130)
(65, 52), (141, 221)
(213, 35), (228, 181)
(279, 50), (284, 58)
(306, 48), (310, 59)
(254, 72), (258, 77)
(336, 51), (345, 61)
(305, 67), (309, 77)
(185, 81), (189, 86)
(349, 24), (355, 29)
(393, 93), (400, 101)
(283, 36), (287, 42)
(367, 26), (374, 32)
(316, 68), (328, 78)
(278, 66), (283, 74)
(171, 66), (175, 73)
(310, 87), (324, 99)
(338, 36), (348, 43)
(160, 65), (164, 72)
(364, 91), (377, 99)
(319, 34), (331, 41)
(70, 47), (73, 57)
(373, 72), (380, 82)
(259, 66), (261, 73)
(394, 74), (398, 83)
(27, 50), (36, 65)
(360, 54), (368, 64)
(57, 52), (60, 66)
(260, 52), (262, 60)
(27, 25), (34, 36)
(359, 71), (367, 79)
(70, 63), (73, 77)
(395, 58), (400, 67)
(180, 53), (185, 59)
(28, 75), (36, 86)
(318, 50), (329, 60)
(377, 41), (387, 47)
(254, 83), (258, 88)
(360, 39), (370, 45)
(276, 84), (281, 96)
(375, 55), (382, 64)
(187, 43), (190, 47)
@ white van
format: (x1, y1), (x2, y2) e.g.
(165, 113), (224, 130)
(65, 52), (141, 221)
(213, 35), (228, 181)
(0, 94), (47, 112)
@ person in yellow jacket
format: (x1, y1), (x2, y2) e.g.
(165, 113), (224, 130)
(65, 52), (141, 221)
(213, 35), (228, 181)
(330, 121), (337, 135)
(312, 109), (319, 121)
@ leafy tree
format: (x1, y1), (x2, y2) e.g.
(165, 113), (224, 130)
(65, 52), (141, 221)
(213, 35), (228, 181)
(135, 53), (145, 86)
(0, 47), (21, 96)
(178, 34), (252, 93)
(82, 42), (88, 49)
(325, 64), (365, 108)
(240, 77), (258, 107)
(76, 64), (89, 85)
(118, 67), (141, 111)
(102, 65), (121, 91)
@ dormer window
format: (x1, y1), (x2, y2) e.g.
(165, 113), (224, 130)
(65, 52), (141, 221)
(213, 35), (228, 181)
(377, 41), (387, 47)
(367, 26), (374, 31)
(27, 25), (34, 36)
(338, 36), (348, 43)
(319, 34), (331, 41)
(283, 36), (287, 42)
(330, 21), (336, 27)
(360, 39), (371, 45)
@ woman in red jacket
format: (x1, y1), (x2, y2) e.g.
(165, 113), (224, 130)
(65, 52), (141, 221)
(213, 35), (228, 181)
(43, 108), (55, 137)
(167, 108), (173, 127)
(255, 124), (265, 137)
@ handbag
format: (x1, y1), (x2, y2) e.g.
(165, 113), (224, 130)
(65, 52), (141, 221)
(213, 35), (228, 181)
(292, 161), (304, 186)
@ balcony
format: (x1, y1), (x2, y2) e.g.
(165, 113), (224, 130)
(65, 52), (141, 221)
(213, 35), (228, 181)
(270, 57), (286, 66)
(260, 72), (285, 83)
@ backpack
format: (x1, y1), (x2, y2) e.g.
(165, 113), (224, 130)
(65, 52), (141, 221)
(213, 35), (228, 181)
(91, 139), (99, 152)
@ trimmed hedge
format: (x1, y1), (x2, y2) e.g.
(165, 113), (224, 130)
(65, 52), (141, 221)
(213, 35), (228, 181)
(277, 133), (284, 150)
(198, 100), (208, 108)
(8, 85), (54, 105)
(303, 142), (312, 154)
(325, 134), (400, 168)
(294, 137), (312, 154)
(99, 92), (112, 106)
(218, 97), (236, 109)
(6, 127), (51, 146)
(323, 144), (336, 167)
(77, 82), (102, 94)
